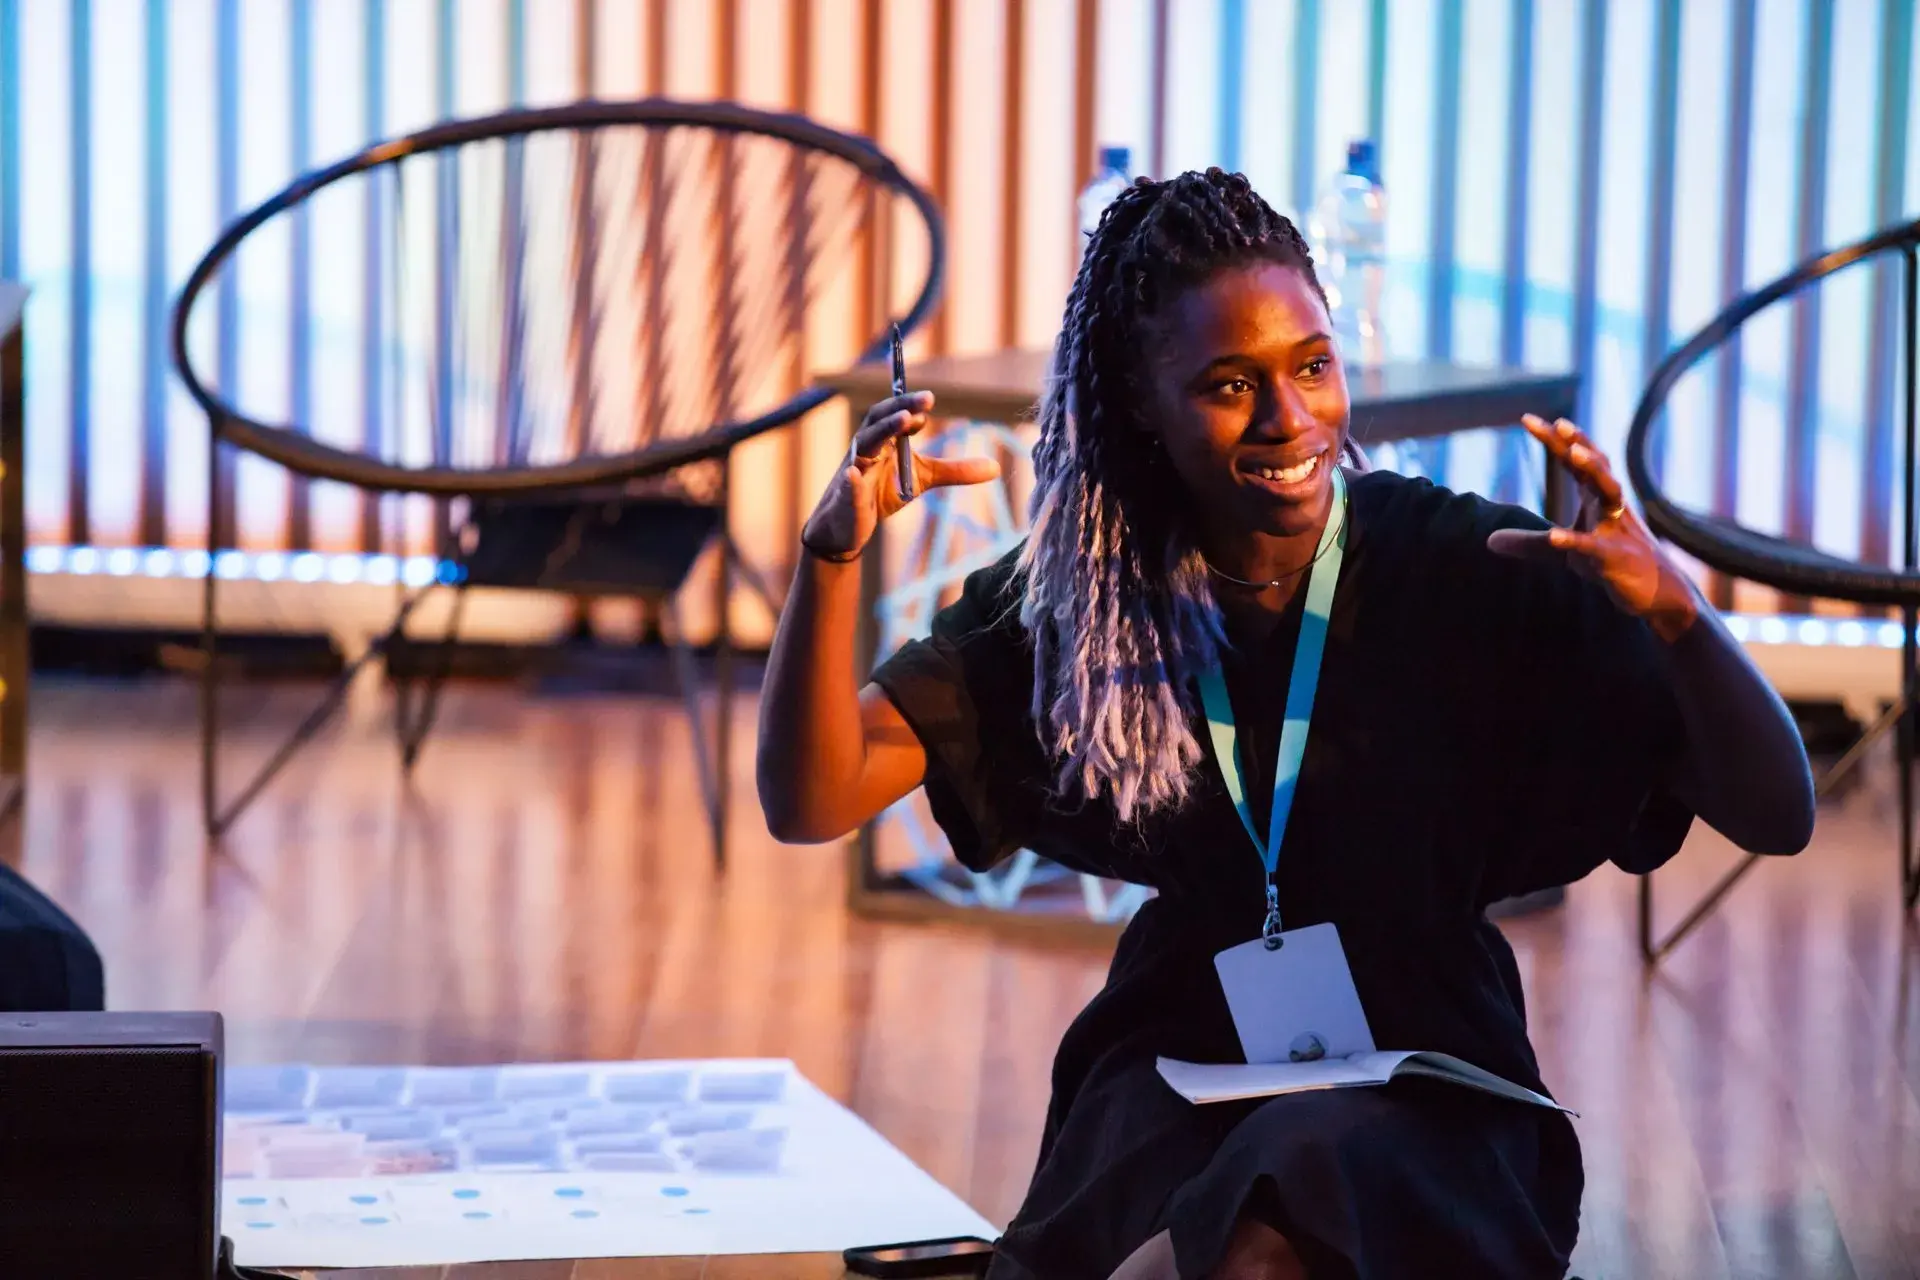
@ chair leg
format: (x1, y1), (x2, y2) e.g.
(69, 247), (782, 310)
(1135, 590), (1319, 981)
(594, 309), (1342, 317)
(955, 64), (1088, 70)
(663, 598), (724, 871)
(397, 584), (467, 773)
(1643, 695), (1907, 961)
(1902, 614), (1919, 912)
(713, 540), (733, 873)
(206, 580), (437, 838)
(200, 533), (220, 840)
(1896, 602), (1912, 909)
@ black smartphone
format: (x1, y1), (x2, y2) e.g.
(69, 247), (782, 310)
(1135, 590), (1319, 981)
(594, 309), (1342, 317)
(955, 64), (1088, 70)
(843, 1235), (995, 1278)
(890, 322), (918, 503)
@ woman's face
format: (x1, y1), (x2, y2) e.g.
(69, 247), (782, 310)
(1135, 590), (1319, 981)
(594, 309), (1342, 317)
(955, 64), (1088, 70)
(1142, 260), (1350, 542)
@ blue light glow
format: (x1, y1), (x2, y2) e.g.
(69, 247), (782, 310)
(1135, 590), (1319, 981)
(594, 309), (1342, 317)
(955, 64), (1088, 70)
(13, 545), (1918, 654)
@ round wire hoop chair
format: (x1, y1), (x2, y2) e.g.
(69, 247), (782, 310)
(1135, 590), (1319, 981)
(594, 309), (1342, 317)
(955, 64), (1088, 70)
(172, 98), (945, 858)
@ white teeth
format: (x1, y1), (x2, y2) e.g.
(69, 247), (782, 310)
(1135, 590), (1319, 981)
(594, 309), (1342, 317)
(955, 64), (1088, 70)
(1255, 454), (1320, 485)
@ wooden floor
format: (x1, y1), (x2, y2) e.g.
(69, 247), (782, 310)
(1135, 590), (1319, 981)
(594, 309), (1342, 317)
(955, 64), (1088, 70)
(7, 673), (1920, 1279)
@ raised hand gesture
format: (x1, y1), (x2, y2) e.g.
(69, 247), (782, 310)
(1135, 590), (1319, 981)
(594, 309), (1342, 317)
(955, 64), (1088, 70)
(801, 391), (1002, 563)
(1485, 414), (1699, 641)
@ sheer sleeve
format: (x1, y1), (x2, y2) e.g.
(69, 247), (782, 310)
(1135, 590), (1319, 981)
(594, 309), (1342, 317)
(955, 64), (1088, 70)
(1446, 498), (1696, 905)
(867, 549), (1052, 872)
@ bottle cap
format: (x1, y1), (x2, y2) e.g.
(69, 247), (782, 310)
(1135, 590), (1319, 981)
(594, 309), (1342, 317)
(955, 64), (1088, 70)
(1098, 145), (1131, 176)
(1346, 139), (1379, 183)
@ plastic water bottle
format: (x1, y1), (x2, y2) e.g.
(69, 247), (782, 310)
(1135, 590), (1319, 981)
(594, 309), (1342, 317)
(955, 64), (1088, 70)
(1314, 140), (1388, 367)
(1077, 146), (1133, 259)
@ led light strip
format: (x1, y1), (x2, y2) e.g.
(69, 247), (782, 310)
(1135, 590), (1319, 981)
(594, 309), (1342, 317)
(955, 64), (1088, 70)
(13, 546), (1914, 650)
(23, 546), (458, 588)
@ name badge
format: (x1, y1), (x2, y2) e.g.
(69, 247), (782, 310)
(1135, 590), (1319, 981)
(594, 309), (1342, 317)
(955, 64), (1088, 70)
(1214, 921), (1375, 1065)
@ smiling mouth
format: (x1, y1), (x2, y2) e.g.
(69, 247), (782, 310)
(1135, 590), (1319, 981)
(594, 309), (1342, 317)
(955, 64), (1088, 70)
(1242, 451), (1325, 488)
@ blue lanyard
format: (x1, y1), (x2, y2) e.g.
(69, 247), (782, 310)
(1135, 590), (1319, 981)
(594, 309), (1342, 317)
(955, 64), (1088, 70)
(1197, 467), (1347, 948)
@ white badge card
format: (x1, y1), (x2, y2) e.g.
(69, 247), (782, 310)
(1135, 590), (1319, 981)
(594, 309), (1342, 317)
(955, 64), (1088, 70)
(1213, 922), (1376, 1065)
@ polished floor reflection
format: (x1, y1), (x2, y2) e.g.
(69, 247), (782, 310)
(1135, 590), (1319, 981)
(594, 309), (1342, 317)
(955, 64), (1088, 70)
(8, 675), (1918, 1279)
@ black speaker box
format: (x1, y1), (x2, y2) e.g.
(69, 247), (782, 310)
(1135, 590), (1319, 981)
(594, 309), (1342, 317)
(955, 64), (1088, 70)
(0, 1011), (223, 1279)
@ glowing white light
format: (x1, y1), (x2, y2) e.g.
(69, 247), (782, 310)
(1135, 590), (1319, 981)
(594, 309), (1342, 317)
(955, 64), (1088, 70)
(327, 555), (362, 584)
(105, 549), (137, 576)
(142, 549), (176, 577)
(290, 553), (324, 583)
(1795, 619), (1828, 646)
(364, 555), (399, 585)
(214, 551), (248, 580)
(68, 547), (99, 575)
(25, 547), (61, 573)
(254, 553), (285, 582)
(1757, 617), (1790, 644)
(1723, 616), (1751, 641)
(1880, 622), (1907, 648)
(401, 557), (437, 587)
(180, 550), (212, 579)
(1834, 621), (1867, 647)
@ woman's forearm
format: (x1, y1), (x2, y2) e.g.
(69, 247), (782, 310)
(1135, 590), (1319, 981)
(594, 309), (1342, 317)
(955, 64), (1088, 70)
(1657, 604), (1816, 855)
(755, 554), (873, 841)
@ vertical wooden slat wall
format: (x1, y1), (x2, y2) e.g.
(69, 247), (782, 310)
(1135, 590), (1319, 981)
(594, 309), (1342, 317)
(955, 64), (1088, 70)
(6, 1), (1920, 644)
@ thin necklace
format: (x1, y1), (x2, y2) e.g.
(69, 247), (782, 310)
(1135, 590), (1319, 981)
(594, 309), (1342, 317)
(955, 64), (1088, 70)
(1202, 501), (1347, 589)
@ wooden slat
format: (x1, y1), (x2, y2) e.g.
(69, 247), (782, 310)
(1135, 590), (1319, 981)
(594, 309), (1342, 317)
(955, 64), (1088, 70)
(1708, 0), (1757, 611)
(1070, 0), (1098, 268)
(781, 0), (815, 577)
(67, 0), (90, 547)
(855, 0), (884, 345)
(1146, 0), (1169, 178)
(927, 0), (955, 355)
(998, 0), (1025, 352)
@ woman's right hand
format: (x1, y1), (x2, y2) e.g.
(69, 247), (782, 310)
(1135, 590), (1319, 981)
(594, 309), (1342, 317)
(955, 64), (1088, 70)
(800, 390), (1003, 561)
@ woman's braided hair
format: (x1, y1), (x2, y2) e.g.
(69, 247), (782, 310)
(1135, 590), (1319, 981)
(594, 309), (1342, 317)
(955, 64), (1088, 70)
(1016, 167), (1328, 822)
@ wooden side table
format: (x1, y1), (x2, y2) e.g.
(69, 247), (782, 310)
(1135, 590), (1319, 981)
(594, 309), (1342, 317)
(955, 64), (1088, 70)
(818, 350), (1581, 939)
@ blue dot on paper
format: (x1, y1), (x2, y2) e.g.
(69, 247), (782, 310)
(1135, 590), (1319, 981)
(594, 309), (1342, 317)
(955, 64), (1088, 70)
(452, 1189), (481, 1200)
(349, 1194), (378, 1205)
(571, 1209), (599, 1219)
(464, 1211), (491, 1220)
(661, 1186), (689, 1198)
(238, 1196), (268, 1206)
(246, 1222), (274, 1230)
(360, 1217), (389, 1226)
(553, 1187), (585, 1198)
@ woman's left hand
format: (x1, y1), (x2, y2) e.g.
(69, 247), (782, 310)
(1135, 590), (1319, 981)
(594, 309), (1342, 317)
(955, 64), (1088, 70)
(1486, 414), (1701, 642)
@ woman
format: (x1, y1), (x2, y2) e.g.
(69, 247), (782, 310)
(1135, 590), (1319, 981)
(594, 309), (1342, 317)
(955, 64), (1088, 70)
(757, 170), (1814, 1280)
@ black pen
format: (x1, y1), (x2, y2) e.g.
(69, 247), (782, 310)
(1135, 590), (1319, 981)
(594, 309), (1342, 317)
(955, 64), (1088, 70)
(891, 323), (917, 503)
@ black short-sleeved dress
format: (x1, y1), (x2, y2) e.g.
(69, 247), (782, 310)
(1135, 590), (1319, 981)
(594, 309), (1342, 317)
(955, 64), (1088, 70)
(870, 471), (1694, 1280)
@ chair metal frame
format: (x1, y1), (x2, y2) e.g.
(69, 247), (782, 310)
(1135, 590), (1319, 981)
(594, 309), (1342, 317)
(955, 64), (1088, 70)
(1624, 219), (1920, 961)
(172, 98), (945, 863)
